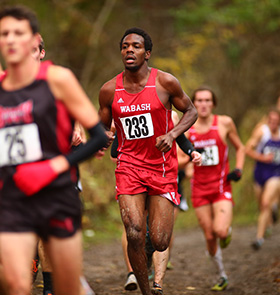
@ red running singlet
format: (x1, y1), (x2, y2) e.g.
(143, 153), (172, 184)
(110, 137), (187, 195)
(112, 68), (178, 179)
(188, 115), (232, 200)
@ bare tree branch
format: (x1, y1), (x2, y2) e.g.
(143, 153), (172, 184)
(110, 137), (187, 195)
(80, 0), (117, 89)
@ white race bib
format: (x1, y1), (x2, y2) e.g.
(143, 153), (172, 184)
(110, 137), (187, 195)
(201, 145), (219, 166)
(263, 146), (280, 164)
(0, 123), (43, 167)
(120, 113), (154, 140)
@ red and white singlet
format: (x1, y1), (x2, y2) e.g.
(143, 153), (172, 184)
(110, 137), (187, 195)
(189, 115), (231, 198)
(112, 68), (178, 179)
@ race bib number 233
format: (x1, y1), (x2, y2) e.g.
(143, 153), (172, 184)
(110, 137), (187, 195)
(120, 113), (154, 140)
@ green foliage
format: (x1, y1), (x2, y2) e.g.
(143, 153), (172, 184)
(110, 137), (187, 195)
(82, 201), (123, 247)
(171, 0), (280, 68)
(160, 0), (280, 125)
(80, 152), (117, 207)
(173, 0), (280, 33)
(153, 34), (206, 93)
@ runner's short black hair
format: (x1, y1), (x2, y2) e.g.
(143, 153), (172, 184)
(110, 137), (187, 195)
(120, 27), (153, 52)
(191, 85), (217, 106)
(0, 5), (39, 34)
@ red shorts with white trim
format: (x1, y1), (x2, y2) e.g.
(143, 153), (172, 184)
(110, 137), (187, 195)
(191, 191), (234, 208)
(115, 166), (180, 205)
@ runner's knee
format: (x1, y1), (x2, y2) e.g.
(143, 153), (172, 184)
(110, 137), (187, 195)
(150, 232), (170, 251)
(214, 227), (228, 240)
(6, 277), (30, 295)
(205, 231), (216, 243)
(126, 225), (144, 249)
(260, 199), (271, 211)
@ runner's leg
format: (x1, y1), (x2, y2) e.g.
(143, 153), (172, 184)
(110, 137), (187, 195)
(121, 228), (138, 290)
(121, 228), (134, 273)
(194, 204), (216, 255)
(147, 195), (174, 252)
(147, 195), (174, 291)
(119, 193), (150, 295)
(0, 232), (38, 295)
(212, 200), (233, 240)
(43, 231), (82, 295)
(38, 239), (54, 294)
(257, 177), (280, 240)
(153, 249), (169, 286)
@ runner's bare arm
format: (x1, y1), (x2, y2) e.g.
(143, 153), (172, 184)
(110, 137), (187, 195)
(159, 71), (197, 136)
(98, 78), (116, 130)
(245, 125), (274, 163)
(225, 116), (245, 171)
(71, 121), (87, 146)
(48, 65), (99, 129)
(155, 71), (197, 152)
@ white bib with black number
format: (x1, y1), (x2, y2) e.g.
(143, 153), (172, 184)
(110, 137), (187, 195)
(201, 145), (219, 166)
(0, 123), (43, 167)
(263, 145), (280, 164)
(120, 113), (154, 140)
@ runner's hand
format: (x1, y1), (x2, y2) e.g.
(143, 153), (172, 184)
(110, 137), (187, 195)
(105, 130), (115, 148)
(191, 151), (202, 166)
(226, 169), (242, 182)
(155, 134), (174, 152)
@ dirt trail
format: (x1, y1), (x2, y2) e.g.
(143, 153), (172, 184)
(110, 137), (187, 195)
(34, 224), (280, 295)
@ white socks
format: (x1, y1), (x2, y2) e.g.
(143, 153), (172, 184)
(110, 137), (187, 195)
(211, 245), (227, 279)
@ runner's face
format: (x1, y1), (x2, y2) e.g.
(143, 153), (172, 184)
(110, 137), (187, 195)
(193, 90), (214, 118)
(121, 33), (150, 71)
(268, 111), (280, 133)
(0, 16), (38, 65)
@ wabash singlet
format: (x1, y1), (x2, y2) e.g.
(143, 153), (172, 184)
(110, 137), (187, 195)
(254, 124), (280, 186)
(189, 115), (231, 197)
(0, 61), (81, 237)
(112, 68), (178, 179)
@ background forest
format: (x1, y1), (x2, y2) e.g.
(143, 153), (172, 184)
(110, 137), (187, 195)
(1, 0), (280, 243)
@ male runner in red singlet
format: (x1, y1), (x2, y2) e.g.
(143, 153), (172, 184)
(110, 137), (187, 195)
(0, 5), (108, 295)
(99, 27), (197, 295)
(187, 85), (245, 291)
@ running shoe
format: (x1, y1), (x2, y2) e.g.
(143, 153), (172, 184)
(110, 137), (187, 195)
(178, 196), (189, 212)
(219, 227), (232, 249)
(211, 277), (228, 291)
(166, 260), (174, 270)
(124, 272), (137, 291)
(80, 276), (95, 295)
(251, 239), (264, 250)
(151, 282), (163, 295)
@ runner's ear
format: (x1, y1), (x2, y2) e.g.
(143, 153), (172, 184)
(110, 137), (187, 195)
(144, 50), (151, 61)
